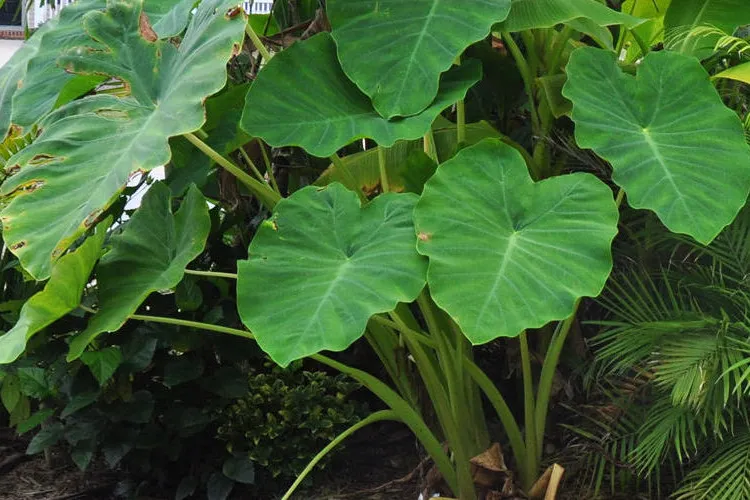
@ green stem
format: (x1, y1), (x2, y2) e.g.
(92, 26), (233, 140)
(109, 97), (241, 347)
(519, 330), (539, 486)
(184, 133), (280, 210)
(238, 146), (272, 189)
(383, 313), (528, 487)
(502, 31), (540, 132)
(547, 26), (574, 74)
(377, 146), (390, 193)
(456, 100), (466, 145)
(329, 153), (368, 203)
(462, 357), (529, 486)
(128, 314), (254, 340)
(184, 269), (237, 280)
(533, 188), (625, 467)
(258, 140), (282, 195)
(310, 353), (459, 494)
(281, 410), (398, 500)
(534, 316), (571, 461)
(245, 20), (272, 61)
(630, 29), (651, 58)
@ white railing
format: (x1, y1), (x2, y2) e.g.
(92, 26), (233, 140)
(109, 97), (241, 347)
(243, 1), (273, 14)
(30, 0), (274, 29)
(31, 0), (75, 28)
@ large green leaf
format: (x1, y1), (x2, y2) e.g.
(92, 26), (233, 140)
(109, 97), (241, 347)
(499, 0), (643, 32)
(11, 0), (198, 130)
(327, 0), (511, 118)
(563, 47), (750, 244)
(11, 0), (106, 131)
(0, 221), (107, 364)
(68, 183), (210, 360)
(240, 33), (481, 158)
(414, 139), (618, 343)
(237, 183), (427, 366)
(664, 0), (750, 58)
(0, 22), (50, 138)
(1, 0), (244, 280)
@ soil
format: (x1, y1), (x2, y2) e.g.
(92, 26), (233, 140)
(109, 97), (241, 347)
(0, 422), (424, 500)
(0, 429), (118, 500)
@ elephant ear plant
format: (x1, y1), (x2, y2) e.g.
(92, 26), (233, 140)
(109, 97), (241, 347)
(0, 0), (749, 498)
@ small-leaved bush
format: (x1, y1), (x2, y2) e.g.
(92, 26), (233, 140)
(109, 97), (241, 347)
(218, 362), (367, 482)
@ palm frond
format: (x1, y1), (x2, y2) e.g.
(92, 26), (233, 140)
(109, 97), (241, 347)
(674, 429), (750, 500)
(632, 399), (704, 474)
(665, 24), (750, 58)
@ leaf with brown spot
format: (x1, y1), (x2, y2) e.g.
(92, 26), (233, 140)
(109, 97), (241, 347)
(1, 0), (245, 279)
(139, 12), (159, 41)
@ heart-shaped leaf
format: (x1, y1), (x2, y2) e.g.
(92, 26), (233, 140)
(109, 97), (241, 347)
(240, 32), (481, 158)
(1, 0), (244, 280)
(415, 139), (619, 343)
(0, 220), (107, 364)
(563, 47), (750, 244)
(328, 0), (511, 118)
(237, 183), (427, 366)
(68, 183), (210, 360)
(499, 0), (643, 33)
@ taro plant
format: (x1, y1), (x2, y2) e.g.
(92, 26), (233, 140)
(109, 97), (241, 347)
(0, 0), (749, 498)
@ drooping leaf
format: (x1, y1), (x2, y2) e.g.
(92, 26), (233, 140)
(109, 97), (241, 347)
(499, 0), (643, 33)
(1, 374), (20, 412)
(1, 0), (244, 280)
(714, 62), (750, 85)
(81, 346), (124, 385)
(71, 439), (96, 470)
(237, 183), (427, 366)
(414, 139), (618, 343)
(537, 74), (572, 118)
(563, 47), (750, 244)
(0, 221), (107, 364)
(240, 33), (481, 158)
(315, 120), (502, 192)
(68, 183), (210, 360)
(664, 0), (750, 58)
(327, 0), (511, 118)
(27, 422), (64, 455)
(16, 408), (55, 435)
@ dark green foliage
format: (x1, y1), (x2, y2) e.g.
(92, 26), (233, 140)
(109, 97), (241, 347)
(217, 362), (367, 482)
